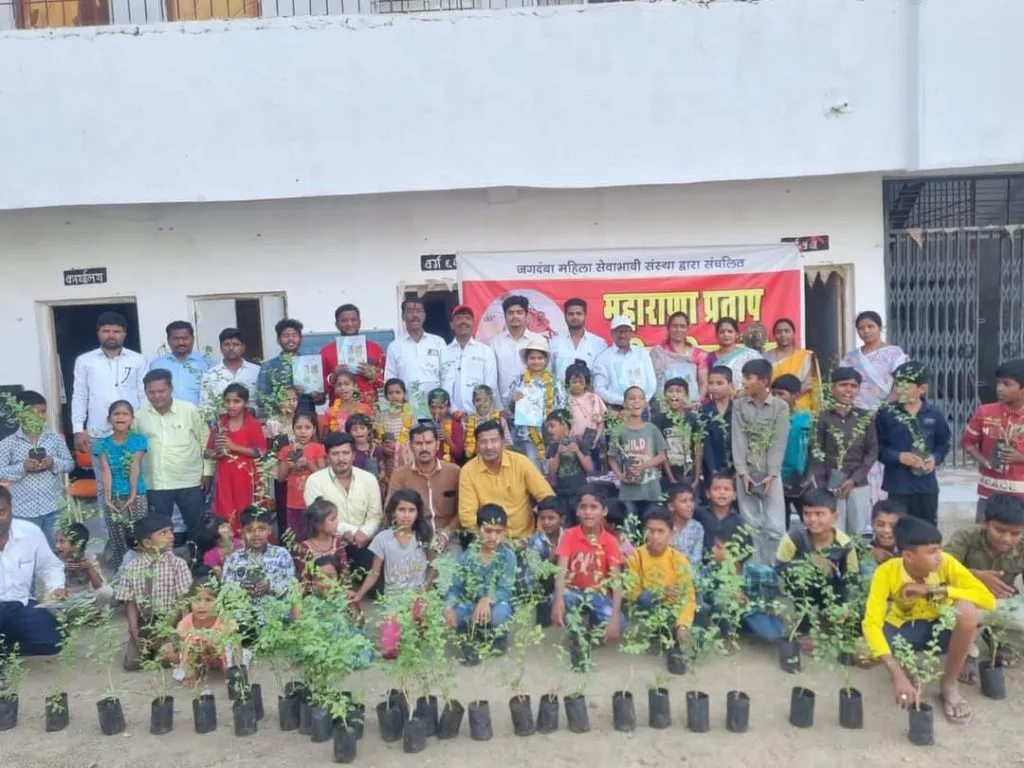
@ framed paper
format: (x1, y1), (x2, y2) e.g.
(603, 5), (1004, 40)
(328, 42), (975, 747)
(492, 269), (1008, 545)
(514, 386), (545, 428)
(336, 335), (368, 371)
(291, 355), (324, 394)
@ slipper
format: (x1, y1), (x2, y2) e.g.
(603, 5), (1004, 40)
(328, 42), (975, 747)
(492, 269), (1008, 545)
(995, 645), (1019, 669)
(958, 656), (979, 685)
(940, 693), (973, 725)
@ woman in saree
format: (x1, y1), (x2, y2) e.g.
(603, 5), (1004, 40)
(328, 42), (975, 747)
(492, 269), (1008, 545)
(650, 311), (709, 404)
(840, 310), (909, 504)
(705, 317), (764, 392)
(767, 317), (821, 412)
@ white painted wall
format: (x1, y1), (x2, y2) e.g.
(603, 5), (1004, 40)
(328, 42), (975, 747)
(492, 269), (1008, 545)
(0, 0), (960, 210)
(0, 175), (883, 397)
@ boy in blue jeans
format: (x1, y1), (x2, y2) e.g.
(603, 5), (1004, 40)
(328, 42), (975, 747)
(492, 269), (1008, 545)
(444, 503), (517, 636)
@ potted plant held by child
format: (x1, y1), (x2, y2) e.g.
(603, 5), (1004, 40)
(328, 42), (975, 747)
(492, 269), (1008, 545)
(775, 558), (820, 675)
(890, 606), (956, 746)
(742, 418), (778, 498)
(86, 613), (127, 736)
(0, 645), (27, 731)
(820, 413), (875, 493)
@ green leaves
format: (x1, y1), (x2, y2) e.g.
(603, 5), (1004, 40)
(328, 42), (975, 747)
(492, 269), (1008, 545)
(0, 644), (27, 700)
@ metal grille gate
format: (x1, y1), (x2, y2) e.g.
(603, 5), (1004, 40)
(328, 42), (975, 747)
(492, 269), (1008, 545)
(885, 176), (1024, 466)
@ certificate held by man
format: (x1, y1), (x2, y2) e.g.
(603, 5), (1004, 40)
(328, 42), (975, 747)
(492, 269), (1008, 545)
(336, 335), (368, 372)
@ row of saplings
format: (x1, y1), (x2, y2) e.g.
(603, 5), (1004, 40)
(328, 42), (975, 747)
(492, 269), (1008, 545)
(0, 553), (1014, 754)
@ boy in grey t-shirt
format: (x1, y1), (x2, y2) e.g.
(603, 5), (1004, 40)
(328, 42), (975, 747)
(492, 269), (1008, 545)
(610, 386), (669, 521)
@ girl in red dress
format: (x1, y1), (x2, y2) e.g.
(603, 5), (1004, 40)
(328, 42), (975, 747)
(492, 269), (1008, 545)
(206, 383), (268, 534)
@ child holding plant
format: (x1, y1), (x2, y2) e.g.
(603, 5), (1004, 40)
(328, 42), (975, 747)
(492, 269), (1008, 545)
(444, 503), (517, 634)
(114, 515), (192, 671)
(862, 515), (994, 725)
(627, 506), (697, 645)
(544, 408), (593, 512)
(55, 521), (112, 618)
(294, 499), (349, 587)
(770, 374), (813, 526)
(667, 484), (704, 567)
(321, 369), (373, 438)
(350, 489), (433, 658)
(346, 413), (385, 482)
(698, 365), (734, 490)
(861, 499), (904, 579)
(525, 497), (564, 600)
(167, 579), (243, 686)
(276, 411), (327, 535)
(809, 367), (878, 534)
(694, 471), (743, 551)
(552, 484), (626, 644)
(654, 377), (701, 489)
(565, 361), (605, 461)
(92, 400), (149, 570)
(427, 388), (465, 464)
(610, 385), (669, 524)
(205, 383), (268, 535)
(944, 492), (1024, 680)
(376, 378), (414, 478)
(875, 361), (951, 527)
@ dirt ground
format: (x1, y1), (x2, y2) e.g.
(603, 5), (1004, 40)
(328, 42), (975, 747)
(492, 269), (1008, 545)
(2, 622), (1022, 768)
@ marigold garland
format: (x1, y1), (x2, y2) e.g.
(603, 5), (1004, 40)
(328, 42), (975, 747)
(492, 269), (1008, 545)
(523, 369), (556, 456)
(441, 419), (454, 462)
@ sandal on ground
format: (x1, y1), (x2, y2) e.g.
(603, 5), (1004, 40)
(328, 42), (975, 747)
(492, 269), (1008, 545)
(958, 656), (979, 685)
(940, 692), (973, 725)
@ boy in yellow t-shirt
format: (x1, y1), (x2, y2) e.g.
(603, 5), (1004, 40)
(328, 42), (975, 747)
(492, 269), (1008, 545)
(862, 516), (995, 726)
(628, 506), (697, 646)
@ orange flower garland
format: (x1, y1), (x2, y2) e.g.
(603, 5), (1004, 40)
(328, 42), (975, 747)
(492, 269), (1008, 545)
(441, 419), (454, 462)
(523, 369), (555, 456)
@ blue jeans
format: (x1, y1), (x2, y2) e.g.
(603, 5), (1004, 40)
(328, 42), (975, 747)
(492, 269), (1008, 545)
(563, 588), (622, 628)
(884, 620), (952, 653)
(452, 600), (512, 630)
(21, 511), (58, 550)
(0, 600), (61, 656)
(743, 611), (785, 644)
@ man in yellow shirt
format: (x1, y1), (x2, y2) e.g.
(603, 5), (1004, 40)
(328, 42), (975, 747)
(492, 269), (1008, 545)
(627, 506), (697, 646)
(458, 420), (554, 541)
(862, 516), (995, 726)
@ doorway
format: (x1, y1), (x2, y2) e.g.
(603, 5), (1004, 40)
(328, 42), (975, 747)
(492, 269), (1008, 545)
(401, 284), (460, 343)
(803, 266), (851, 372)
(51, 301), (141, 440)
(191, 293), (287, 364)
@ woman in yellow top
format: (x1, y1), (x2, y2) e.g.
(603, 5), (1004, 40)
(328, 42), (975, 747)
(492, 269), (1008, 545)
(862, 516), (994, 726)
(766, 317), (821, 412)
(627, 507), (697, 644)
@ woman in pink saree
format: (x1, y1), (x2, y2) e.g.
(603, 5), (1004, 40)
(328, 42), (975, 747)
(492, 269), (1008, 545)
(840, 310), (908, 504)
(650, 311), (709, 404)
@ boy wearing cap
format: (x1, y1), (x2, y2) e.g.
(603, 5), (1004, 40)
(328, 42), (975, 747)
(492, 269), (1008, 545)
(592, 315), (657, 408)
(875, 361), (951, 526)
(114, 514), (192, 671)
(507, 339), (566, 469)
(442, 305), (500, 414)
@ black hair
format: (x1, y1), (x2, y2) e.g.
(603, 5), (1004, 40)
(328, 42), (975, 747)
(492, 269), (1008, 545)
(275, 318), (304, 337)
(872, 499), (906, 520)
(331, 368), (355, 384)
(16, 390), (46, 408)
(712, 517), (754, 563)
(188, 576), (221, 599)
(472, 384), (495, 402)
(741, 358), (773, 381)
(96, 311), (127, 330)
(564, 298), (587, 313)
(134, 514), (174, 542)
(643, 505), (673, 529)
(194, 518), (224, 555)
(708, 365), (733, 384)
(299, 498), (338, 542)
(801, 487), (838, 513)
(707, 471), (736, 488)
(292, 410), (317, 430)
(830, 366), (862, 384)
(773, 317), (796, 333)
(664, 377), (689, 395)
(401, 297), (424, 313)
(408, 423), (437, 443)
(240, 506), (272, 529)
(715, 317), (739, 334)
(894, 516), (942, 551)
(384, 378), (407, 395)
(893, 360), (930, 386)
(536, 497), (564, 517)
(473, 418), (503, 440)
(855, 311), (883, 328)
(564, 360), (592, 389)
(995, 359), (1024, 388)
(502, 295), (529, 315)
(107, 399), (134, 417)
(623, 385), (646, 402)
(385, 488), (432, 544)
(59, 520), (90, 550)
(334, 304), (360, 321)
(222, 383), (250, 402)
(428, 388), (451, 407)
(165, 320), (194, 337)
(324, 431), (356, 451)
(218, 327), (245, 344)
(666, 311), (690, 327)
(984, 493), (1024, 526)
(477, 503), (508, 528)
(770, 374), (802, 395)
(0, 486), (10, 506)
(312, 554), (342, 573)
(545, 408), (572, 427)
(605, 499), (629, 530)
(143, 369), (173, 387)
(345, 413), (372, 432)
(665, 483), (695, 504)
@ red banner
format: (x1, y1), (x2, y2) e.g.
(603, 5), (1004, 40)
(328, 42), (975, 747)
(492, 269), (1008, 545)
(458, 245), (802, 347)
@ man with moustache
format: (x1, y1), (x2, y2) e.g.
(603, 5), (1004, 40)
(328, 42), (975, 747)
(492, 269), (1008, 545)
(319, 304), (386, 402)
(387, 424), (461, 553)
(549, 298), (608, 383)
(149, 321), (209, 405)
(257, 318), (317, 413)
(440, 305), (499, 414)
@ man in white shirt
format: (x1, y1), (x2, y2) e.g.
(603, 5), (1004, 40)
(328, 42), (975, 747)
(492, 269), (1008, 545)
(592, 315), (657, 407)
(303, 432), (382, 580)
(441, 305), (499, 413)
(0, 486), (66, 660)
(71, 311), (147, 452)
(549, 297), (609, 383)
(199, 327), (261, 410)
(384, 297), (446, 420)
(488, 294), (544, 404)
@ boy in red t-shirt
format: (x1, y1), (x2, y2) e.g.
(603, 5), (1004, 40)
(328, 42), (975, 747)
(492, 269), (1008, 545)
(961, 359), (1024, 522)
(552, 483), (625, 645)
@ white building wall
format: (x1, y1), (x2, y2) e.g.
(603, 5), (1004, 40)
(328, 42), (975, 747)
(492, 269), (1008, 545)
(1, 174), (883, 395)
(1, 0), (1021, 211)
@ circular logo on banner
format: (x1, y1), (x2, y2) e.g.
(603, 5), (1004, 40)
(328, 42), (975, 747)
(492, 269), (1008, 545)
(476, 289), (568, 344)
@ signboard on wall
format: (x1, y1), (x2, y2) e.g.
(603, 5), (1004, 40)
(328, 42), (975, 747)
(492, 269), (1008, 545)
(458, 245), (803, 347)
(63, 267), (108, 287)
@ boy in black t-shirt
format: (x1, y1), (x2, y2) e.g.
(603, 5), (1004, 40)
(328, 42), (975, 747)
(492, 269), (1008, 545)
(655, 377), (702, 491)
